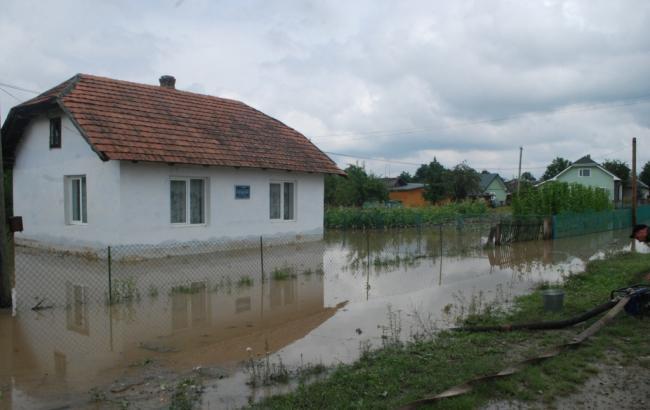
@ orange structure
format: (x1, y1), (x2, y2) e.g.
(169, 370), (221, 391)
(388, 184), (427, 207)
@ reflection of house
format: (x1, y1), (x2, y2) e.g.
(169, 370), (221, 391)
(477, 172), (508, 206)
(2, 74), (344, 249)
(6, 241), (340, 407)
(542, 155), (622, 202)
(382, 177), (427, 207)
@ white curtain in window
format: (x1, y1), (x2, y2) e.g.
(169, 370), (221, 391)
(270, 183), (281, 219)
(190, 179), (205, 224)
(283, 182), (294, 220)
(71, 179), (81, 221)
(81, 176), (87, 223)
(170, 180), (187, 223)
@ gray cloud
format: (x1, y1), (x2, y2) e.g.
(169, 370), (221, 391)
(1, 0), (649, 179)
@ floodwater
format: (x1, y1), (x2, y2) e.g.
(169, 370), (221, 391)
(0, 227), (642, 409)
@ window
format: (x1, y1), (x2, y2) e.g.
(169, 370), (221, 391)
(50, 117), (61, 148)
(66, 176), (87, 224)
(170, 178), (206, 224)
(270, 182), (295, 220)
(579, 168), (591, 177)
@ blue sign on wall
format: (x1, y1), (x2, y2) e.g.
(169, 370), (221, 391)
(235, 185), (250, 199)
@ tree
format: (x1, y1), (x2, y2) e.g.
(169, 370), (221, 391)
(419, 158), (450, 203)
(324, 165), (388, 207)
(448, 162), (480, 200)
(541, 157), (571, 181)
(397, 171), (412, 183)
(601, 159), (630, 184)
(413, 162), (432, 182)
(640, 161), (650, 187)
(520, 171), (536, 182)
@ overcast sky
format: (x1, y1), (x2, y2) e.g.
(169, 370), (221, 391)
(1, 0), (649, 179)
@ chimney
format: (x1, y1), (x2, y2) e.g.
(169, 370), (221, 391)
(159, 75), (176, 89)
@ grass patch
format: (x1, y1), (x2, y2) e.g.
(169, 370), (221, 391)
(109, 277), (140, 304)
(170, 378), (203, 410)
(271, 266), (297, 280)
(237, 276), (254, 288)
(171, 282), (206, 295)
(252, 251), (650, 409)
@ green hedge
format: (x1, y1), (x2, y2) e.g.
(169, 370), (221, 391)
(325, 200), (488, 229)
(512, 181), (611, 216)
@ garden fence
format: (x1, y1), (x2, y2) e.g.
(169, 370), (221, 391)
(552, 205), (650, 239)
(13, 226), (488, 313)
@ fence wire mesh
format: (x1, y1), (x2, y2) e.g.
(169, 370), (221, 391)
(13, 224), (493, 313)
(13, 206), (646, 312)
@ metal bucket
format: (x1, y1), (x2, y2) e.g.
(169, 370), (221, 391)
(542, 289), (564, 312)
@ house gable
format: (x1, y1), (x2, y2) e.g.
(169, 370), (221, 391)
(554, 165), (617, 200)
(3, 74), (344, 176)
(12, 112), (122, 247)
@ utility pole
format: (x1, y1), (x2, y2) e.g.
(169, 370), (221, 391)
(0, 107), (11, 308)
(632, 137), (637, 226)
(516, 146), (523, 195)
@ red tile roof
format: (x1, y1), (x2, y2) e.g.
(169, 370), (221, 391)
(12, 74), (344, 175)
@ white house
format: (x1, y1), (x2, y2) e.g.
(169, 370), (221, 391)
(1, 74), (344, 249)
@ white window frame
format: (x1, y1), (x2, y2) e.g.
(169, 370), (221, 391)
(170, 177), (208, 226)
(579, 168), (591, 177)
(66, 175), (87, 225)
(269, 181), (296, 221)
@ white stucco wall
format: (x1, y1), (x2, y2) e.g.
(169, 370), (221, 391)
(13, 113), (121, 248)
(118, 162), (325, 245)
(12, 112), (326, 249)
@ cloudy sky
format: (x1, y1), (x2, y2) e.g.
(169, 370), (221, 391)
(1, 0), (649, 179)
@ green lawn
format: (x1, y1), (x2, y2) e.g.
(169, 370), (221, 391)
(251, 251), (650, 409)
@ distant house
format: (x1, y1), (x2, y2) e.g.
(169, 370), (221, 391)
(382, 177), (427, 207)
(542, 155), (622, 202)
(478, 172), (508, 206)
(1, 74), (344, 249)
(622, 178), (649, 203)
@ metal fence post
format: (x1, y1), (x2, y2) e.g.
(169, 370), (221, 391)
(107, 246), (112, 305)
(366, 229), (371, 300)
(260, 236), (264, 283)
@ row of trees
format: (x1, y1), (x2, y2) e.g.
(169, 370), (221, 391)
(326, 155), (650, 208)
(325, 160), (484, 207)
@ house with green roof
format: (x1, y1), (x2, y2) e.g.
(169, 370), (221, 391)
(478, 172), (508, 206)
(544, 155), (622, 202)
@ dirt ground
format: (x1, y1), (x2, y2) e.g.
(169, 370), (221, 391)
(484, 357), (650, 410)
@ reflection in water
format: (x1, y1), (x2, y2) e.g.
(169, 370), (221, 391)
(2, 227), (637, 409)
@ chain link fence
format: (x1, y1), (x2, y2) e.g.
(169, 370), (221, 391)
(13, 224), (493, 313)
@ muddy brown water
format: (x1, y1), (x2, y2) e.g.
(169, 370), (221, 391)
(0, 227), (642, 409)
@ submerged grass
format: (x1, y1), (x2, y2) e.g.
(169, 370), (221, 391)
(252, 251), (650, 409)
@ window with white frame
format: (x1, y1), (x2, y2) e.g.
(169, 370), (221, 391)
(170, 178), (206, 224)
(66, 175), (87, 224)
(579, 168), (591, 177)
(269, 182), (295, 220)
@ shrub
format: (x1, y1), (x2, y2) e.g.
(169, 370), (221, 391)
(511, 181), (612, 216)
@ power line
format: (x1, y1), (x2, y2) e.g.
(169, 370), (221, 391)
(0, 82), (40, 94)
(0, 86), (19, 102)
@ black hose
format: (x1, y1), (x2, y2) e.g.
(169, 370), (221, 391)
(456, 299), (617, 332)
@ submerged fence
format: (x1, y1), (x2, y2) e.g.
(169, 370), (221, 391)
(13, 227), (489, 312)
(552, 205), (650, 239)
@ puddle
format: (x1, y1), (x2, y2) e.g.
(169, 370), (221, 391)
(0, 226), (640, 409)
